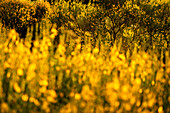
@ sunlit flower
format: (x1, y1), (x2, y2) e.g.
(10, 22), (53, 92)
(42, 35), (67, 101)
(57, 44), (66, 55)
(135, 78), (141, 85)
(51, 28), (58, 36)
(7, 72), (11, 78)
(39, 80), (48, 87)
(75, 93), (81, 100)
(29, 97), (35, 103)
(47, 96), (56, 103)
(13, 83), (21, 93)
(34, 99), (40, 106)
(69, 92), (74, 97)
(124, 103), (131, 111)
(39, 86), (47, 93)
(22, 94), (28, 101)
(34, 41), (39, 47)
(1, 102), (9, 113)
(93, 48), (99, 54)
(130, 96), (136, 105)
(17, 68), (24, 76)
(48, 90), (57, 98)
(158, 106), (163, 113)
(55, 66), (61, 71)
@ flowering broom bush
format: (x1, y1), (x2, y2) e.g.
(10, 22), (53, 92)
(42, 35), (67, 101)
(0, 0), (36, 38)
(0, 0), (52, 39)
(0, 0), (169, 112)
(0, 25), (169, 112)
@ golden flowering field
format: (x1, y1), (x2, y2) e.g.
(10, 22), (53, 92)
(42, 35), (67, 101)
(0, 24), (169, 113)
(0, 0), (170, 113)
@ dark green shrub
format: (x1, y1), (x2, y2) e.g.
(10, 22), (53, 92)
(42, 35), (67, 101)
(139, 2), (170, 42)
(34, 1), (52, 22)
(50, 0), (70, 28)
(51, 0), (104, 33)
(91, 0), (126, 9)
(0, 0), (52, 39)
(0, 0), (36, 38)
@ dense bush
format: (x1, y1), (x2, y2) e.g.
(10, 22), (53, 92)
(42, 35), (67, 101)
(50, 0), (105, 46)
(34, 1), (52, 22)
(0, 0), (36, 38)
(47, 0), (170, 56)
(0, 0), (52, 39)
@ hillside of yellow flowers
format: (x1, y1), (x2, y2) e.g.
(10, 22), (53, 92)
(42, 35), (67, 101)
(0, 0), (169, 113)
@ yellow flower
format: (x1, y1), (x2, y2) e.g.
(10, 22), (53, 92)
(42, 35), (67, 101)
(39, 80), (48, 87)
(93, 48), (99, 54)
(48, 90), (57, 98)
(34, 99), (40, 106)
(7, 72), (11, 78)
(148, 98), (155, 108)
(50, 34), (56, 39)
(136, 100), (141, 107)
(34, 41), (39, 47)
(75, 93), (81, 100)
(96, 105), (104, 113)
(80, 101), (86, 108)
(8, 29), (17, 41)
(42, 101), (48, 108)
(130, 96), (136, 105)
(139, 89), (143, 93)
(55, 66), (61, 71)
(151, 80), (155, 85)
(118, 54), (125, 61)
(158, 106), (163, 113)
(3, 62), (10, 69)
(113, 82), (120, 91)
(28, 63), (36, 71)
(76, 44), (81, 49)
(122, 85), (129, 93)
(17, 68), (24, 76)
(59, 92), (64, 98)
(51, 28), (58, 36)
(124, 103), (131, 111)
(57, 44), (66, 55)
(13, 83), (21, 93)
(81, 85), (94, 101)
(69, 92), (74, 97)
(121, 93), (129, 101)
(3, 47), (8, 53)
(22, 94), (28, 101)
(1, 102), (9, 113)
(29, 97), (35, 103)
(39, 86), (47, 93)
(115, 101), (120, 108)
(106, 81), (120, 91)
(10, 29), (16, 34)
(135, 78), (141, 85)
(47, 96), (56, 103)
(26, 71), (36, 81)
(48, 42), (52, 46)
(66, 69), (70, 75)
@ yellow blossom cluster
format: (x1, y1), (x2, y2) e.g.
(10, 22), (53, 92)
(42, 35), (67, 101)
(0, 23), (169, 113)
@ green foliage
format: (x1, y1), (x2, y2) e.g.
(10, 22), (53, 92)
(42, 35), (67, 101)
(0, 0), (36, 30)
(68, 1), (104, 32)
(0, 0), (52, 38)
(34, 1), (52, 22)
(139, 2), (170, 39)
(50, 0), (70, 28)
